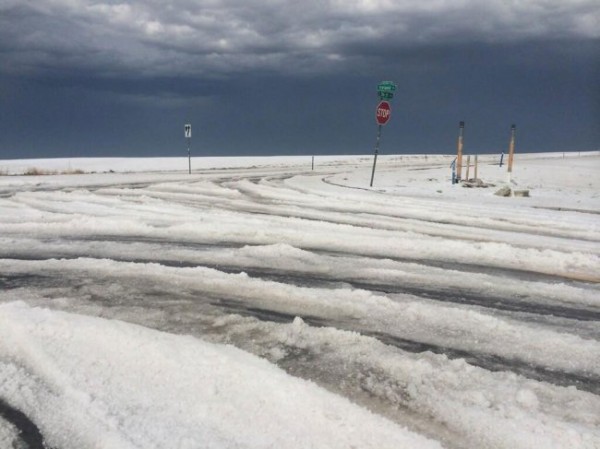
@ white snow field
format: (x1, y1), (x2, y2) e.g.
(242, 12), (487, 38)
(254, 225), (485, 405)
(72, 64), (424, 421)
(0, 152), (599, 449)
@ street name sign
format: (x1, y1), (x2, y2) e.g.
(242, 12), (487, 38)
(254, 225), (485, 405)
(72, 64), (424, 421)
(377, 81), (396, 93)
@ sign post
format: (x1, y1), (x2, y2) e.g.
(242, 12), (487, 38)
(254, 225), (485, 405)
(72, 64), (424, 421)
(370, 101), (392, 187)
(507, 124), (516, 182)
(370, 82), (395, 187)
(370, 124), (382, 187)
(466, 154), (471, 181)
(456, 121), (465, 182)
(184, 124), (192, 174)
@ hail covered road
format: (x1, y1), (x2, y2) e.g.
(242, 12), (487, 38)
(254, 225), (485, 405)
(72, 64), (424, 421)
(1, 155), (599, 449)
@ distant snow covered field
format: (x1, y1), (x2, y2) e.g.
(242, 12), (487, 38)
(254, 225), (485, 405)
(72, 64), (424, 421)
(0, 151), (599, 449)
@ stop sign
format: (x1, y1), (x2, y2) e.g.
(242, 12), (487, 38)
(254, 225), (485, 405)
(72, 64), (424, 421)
(376, 101), (391, 125)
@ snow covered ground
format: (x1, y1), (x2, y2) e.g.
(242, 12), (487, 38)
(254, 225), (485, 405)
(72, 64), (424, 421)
(0, 152), (599, 448)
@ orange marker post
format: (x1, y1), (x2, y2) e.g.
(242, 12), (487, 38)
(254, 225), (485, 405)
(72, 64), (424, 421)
(507, 124), (516, 182)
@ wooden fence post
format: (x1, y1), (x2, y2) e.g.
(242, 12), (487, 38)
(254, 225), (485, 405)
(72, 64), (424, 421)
(507, 124), (516, 182)
(456, 121), (465, 181)
(466, 155), (471, 180)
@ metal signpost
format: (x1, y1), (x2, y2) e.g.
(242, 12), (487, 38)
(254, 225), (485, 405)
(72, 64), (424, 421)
(370, 81), (396, 187)
(184, 124), (192, 174)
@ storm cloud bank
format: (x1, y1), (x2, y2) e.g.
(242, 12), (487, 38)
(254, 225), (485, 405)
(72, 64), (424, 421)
(2, 0), (598, 77)
(0, 1), (598, 158)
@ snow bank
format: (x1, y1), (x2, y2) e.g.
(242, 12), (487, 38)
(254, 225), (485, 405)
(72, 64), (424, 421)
(0, 301), (442, 449)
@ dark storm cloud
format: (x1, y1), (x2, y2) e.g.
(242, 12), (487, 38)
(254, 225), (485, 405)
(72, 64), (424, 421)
(1, 0), (598, 79)
(0, 1), (598, 159)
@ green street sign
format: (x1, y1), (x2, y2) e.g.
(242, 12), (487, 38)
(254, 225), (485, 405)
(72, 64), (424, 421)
(377, 81), (396, 93)
(377, 85), (394, 92)
(378, 91), (394, 100)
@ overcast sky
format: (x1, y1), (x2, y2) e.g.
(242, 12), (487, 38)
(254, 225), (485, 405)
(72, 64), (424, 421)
(1, 0), (598, 159)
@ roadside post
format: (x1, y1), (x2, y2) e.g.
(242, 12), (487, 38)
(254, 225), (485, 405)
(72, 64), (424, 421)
(312, 155), (314, 171)
(456, 121), (465, 182)
(450, 157), (457, 184)
(466, 155), (471, 181)
(184, 124), (192, 174)
(474, 154), (478, 180)
(507, 124), (516, 182)
(499, 151), (504, 167)
(370, 81), (396, 187)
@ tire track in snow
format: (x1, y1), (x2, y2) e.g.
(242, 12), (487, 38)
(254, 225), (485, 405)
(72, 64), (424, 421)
(5, 242), (598, 315)
(47, 235), (563, 286)
(2, 259), (599, 394)
(213, 299), (600, 395)
(221, 171), (600, 245)
(0, 398), (48, 449)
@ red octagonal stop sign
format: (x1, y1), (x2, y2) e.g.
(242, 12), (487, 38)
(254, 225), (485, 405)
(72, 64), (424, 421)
(376, 101), (391, 125)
